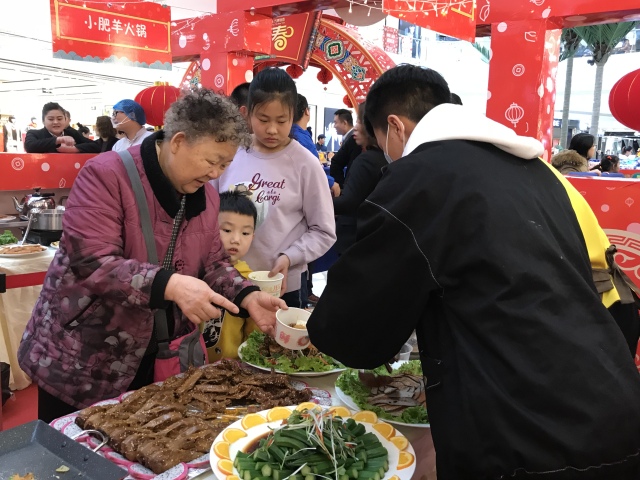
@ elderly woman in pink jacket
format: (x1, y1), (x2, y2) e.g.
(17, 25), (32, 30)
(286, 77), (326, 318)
(18, 90), (286, 422)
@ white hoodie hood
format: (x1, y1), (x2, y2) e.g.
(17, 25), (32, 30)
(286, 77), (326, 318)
(402, 103), (544, 160)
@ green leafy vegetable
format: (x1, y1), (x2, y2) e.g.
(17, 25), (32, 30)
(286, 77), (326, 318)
(240, 331), (343, 374)
(336, 361), (429, 424)
(0, 230), (17, 245)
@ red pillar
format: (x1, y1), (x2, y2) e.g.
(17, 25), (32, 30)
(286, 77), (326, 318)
(486, 20), (561, 161)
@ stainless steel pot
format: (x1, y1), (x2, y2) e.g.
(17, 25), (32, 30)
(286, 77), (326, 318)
(30, 209), (64, 231)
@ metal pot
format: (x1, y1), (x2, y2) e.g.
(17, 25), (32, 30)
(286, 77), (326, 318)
(12, 187), (56, 219)
(30, 209), (64, 231)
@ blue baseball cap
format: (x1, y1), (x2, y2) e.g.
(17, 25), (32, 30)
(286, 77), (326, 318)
(113, 99), (146, 125)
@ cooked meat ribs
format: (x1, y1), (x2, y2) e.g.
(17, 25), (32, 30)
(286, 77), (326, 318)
(75, 359), (312, 474)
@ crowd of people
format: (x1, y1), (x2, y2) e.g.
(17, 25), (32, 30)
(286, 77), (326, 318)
(15, 64), (640, 479)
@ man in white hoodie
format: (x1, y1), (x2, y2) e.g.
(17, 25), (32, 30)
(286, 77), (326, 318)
(308, 65), (640, 479)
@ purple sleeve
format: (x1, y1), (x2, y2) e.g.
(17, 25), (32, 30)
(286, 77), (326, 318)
(64, 158), (161, 307)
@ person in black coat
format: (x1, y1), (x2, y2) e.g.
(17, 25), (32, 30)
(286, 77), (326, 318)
(24, 102), (99, 154)
(329, 108), (362, 188)
(308, 65), (640, 479)
(93, 115), (118, 153)
(333, 102), (386, 255)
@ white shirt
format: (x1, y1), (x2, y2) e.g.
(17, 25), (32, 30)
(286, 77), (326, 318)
(112, 127), (153, 152)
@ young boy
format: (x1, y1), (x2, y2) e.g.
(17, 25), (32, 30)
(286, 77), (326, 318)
(202, 190), (259, 362)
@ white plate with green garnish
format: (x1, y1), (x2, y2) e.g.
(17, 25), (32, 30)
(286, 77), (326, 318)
(210, 404), (416, 480)
(238, 331), (346, 377)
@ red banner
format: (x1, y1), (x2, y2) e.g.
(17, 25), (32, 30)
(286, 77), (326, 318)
(256, 12), (320, 68)
(50, 0), (171, 70)
(383, 0), (476, 42)
(383, 26), (399, 54)
(0, 153), (95, 191)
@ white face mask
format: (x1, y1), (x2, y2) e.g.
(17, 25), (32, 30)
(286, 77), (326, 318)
(111, 116), (130, 129)
(384, 123), (406, 164)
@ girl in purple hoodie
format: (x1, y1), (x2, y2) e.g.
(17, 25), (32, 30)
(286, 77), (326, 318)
(215, 68), (336, 308)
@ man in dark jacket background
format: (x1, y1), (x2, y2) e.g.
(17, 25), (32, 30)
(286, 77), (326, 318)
(329, 108), (361, 188)
(308, 65), (640, 479)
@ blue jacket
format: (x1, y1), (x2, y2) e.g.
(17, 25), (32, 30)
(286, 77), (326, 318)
(292, 124), (319, 159)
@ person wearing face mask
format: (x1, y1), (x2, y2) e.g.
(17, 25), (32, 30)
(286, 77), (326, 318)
(3, 116), (22, 152)
(111, 99), (153, 152)
(24, 102), (99, 153)
(308, 65), (640, 479)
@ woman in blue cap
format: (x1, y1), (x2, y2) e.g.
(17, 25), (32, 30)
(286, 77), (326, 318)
(111, 99), (153, 152)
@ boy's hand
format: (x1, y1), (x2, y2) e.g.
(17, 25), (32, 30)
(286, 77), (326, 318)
(269, 254), (290, 295)
(165, 274), (239, 325)
(240, 291), (287, 337)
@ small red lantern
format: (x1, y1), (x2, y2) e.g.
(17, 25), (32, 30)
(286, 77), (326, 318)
(609, 69), (640, 131)
(317, 67), (334, 85)
(135, 83), (181, 127)
(286, 64), (304, 79)
(343, 94), (353, 108)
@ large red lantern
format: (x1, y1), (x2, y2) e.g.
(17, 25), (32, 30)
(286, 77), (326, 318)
(317, 67), (334, 85)
(343, 94), (353, 108)
(286, 64), (304, 79)
(135, 83), (181, 127)
(609, 69), (640, 132)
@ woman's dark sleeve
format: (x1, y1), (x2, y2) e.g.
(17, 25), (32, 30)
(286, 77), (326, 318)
(333, 150), (386, 216)
(24, 130), (57, 153)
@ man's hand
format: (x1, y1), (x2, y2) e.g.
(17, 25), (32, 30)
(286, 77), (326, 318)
(331, 183), (341, 197)
(240, 291), (287, 336)
(56, 136), (76, 147)
(57, 145), (80, 153)
(269, 254), (291, 295)
(165, 274), (239, 325)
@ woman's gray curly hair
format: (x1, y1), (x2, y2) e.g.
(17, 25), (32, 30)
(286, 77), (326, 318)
(163, 88), (251, 148)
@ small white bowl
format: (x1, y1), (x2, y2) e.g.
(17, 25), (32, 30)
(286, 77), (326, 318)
(248, 271), (284, 297)
(275, 308), (311, 350)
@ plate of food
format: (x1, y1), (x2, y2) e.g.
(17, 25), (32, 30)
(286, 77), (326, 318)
(51, 360), (332, 480)
(238, 331), (346, 377)
(335, 361), (429, 428)
(0, 215), (16, 223)
(0, 244), (48, 258)
(210, 404), (416, 480)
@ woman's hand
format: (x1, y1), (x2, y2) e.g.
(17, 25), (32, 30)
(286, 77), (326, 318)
(165, 274), (239, 325)
(269, 254), (290, 295)
(240, 291), (287, 336)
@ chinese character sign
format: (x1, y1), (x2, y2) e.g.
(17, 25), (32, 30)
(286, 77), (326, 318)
(265, 13), (320, 68)
(50, 0), (171, 70)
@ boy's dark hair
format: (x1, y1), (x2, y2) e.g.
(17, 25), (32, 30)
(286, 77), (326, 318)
(219, 190), (258, 227)
(450, 93), (463, 105)
(294, 93), (309, 123)
(569, 133), (595, 159)
(334, 108), (353, 126)
(247, 68), (297, 116)
(230, 82), (251, 108)
(42, 102), (65, 121)
(364, 65), (450, 138)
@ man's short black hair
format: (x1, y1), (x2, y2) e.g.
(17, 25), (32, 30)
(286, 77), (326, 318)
(42, 102), (65, 121)
(364, 65), (450, 138)
(219, 190), (258, 227)
(230, 82), (251, 108)
(294, 93), (309, 123)
(318, 134), (325, 140)
(334, 108), (353, 126)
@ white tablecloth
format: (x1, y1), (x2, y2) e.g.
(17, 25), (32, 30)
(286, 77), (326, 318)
(0, 248), (55, 390)
(194, 371), (437, 480)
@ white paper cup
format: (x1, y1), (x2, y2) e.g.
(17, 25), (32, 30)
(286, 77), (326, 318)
(397, 343), (412, 361)
(275, 308), (312, 350)
(248, 271), (284, 297)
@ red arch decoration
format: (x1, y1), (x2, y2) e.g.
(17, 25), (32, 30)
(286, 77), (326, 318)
(179, 18), (396, 108)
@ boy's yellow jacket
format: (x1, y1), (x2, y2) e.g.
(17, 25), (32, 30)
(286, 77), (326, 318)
(202, 260), (259, 362)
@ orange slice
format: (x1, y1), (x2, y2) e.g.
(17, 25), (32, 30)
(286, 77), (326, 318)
(266, 406), (292, 422)
(227, 476), (241, 480)
(397, 451), (415, 470)
(222, 428), (247, 444)
(328, 406), (352, 418)
(372, 421), (395, 439)
(241, 413), (267, 430)
(296, 401), (319, 412)
(217, 459), (234, 475)
(352, 410), (378, 424)
(213, 441), (230, 459)
(390, 435), (409, 451)
(388, 476), (400, 480)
